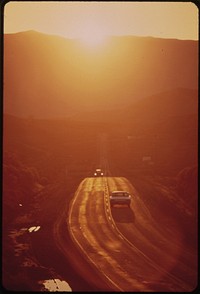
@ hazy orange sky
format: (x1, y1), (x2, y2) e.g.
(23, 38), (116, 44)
(4, 1), (198, 41)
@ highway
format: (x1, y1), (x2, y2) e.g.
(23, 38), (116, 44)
(53, 133), (196, 291)
(67, 176), (195, 292)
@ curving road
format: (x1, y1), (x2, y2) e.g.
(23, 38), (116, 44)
(67, 176), (196, 292)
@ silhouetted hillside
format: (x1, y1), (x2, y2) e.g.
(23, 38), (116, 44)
(4, 31), (198, 118)
(127, 87), (198, 121)
(71, 88), (198, 123)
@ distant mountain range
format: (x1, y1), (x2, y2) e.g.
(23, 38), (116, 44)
(71, 88), (198, 123)
(4, 30), (198, 119)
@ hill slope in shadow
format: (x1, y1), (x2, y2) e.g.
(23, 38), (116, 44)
(4, 31), (198, 118)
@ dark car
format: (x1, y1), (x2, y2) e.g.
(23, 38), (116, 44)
(110, 191), (131, 207)
(94, 168), (104, 177)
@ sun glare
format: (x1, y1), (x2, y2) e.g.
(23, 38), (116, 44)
(77, 21), (108, 47)
(80, 32), (106, 47)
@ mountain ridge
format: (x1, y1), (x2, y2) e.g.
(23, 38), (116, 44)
(4, 31), (198, 119)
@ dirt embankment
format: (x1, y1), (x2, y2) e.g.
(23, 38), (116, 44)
(2, 175), (96, 292)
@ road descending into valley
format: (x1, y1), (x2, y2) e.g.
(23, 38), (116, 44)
(65, 176), (196, 292)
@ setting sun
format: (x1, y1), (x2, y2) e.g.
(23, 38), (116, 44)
(75, 19), (108, 47)
(79, 31), (106, 47)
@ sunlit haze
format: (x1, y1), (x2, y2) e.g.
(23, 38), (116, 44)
(4, 1), (198, 41)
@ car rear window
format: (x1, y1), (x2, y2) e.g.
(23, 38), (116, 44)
(112, 192), (128, 197)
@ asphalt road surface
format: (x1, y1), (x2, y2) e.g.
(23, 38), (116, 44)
(65, 176), (196, 292)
